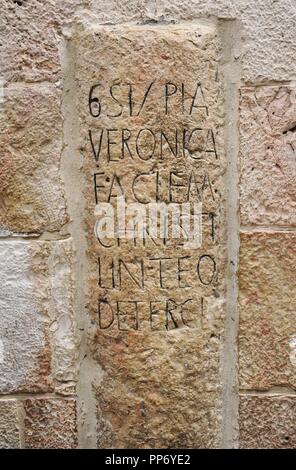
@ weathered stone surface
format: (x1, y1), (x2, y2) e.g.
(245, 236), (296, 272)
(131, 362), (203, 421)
(156, 0), (296, 82)
(239, 232), (296, 390)
(23, 398), (77, 449)
(0, 240), (77, 394)
(240, 395), (296, 449)
(76, 24), (226, 448)
(84, 0), (152, 24)
(0, 400), (21, 449)
(0, 0), (88, 83)
(2, 0), (296, 82)
(32, 239), (78, 396)
(0, 0), (295, 82)
(240, 86), (296, 226)
(0, 86), (68, 234)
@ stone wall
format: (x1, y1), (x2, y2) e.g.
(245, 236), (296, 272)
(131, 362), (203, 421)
(0, 0), (295, 449)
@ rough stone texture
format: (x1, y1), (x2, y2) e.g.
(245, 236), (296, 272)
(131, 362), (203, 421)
(23, 398), (77, 449)
(0, 0), (89, 83)
(155, 0), (296, 82)
(0, 86), (68, 234)
(0, 0), (295, 451)
(76, 24), (226, 448)
(49, 241), (79, 396)
(240, 86), (296, 226)
(0, 400), (21, 449)
(239, 232), (296, 391)
(240, 395), (296, 449)
(84, 0), (153, 24)
(2, 1), (294, 84)
(0, 240), (77, 394)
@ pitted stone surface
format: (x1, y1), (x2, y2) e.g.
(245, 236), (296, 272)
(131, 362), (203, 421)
(0, 0), (89, 83)
(1, 0), (295, 452)
(76, 23), (226, 448)
(0, 240), (77, 395)
(240, 86), (296, 226)
(240, 395), (296, 449)
(155, 0), (296, 82)
(0, 400), (21, 449)
(2, 1), (294, 84)
(239, 232), (296, 390)
(86, 0), (152, 24)
(0, 86), (68, 234)
(23, 398), (77, 449)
